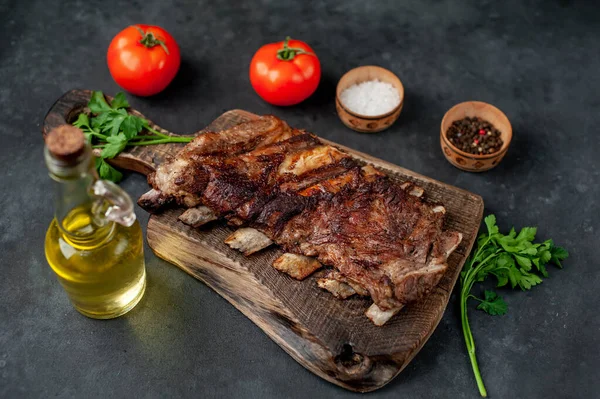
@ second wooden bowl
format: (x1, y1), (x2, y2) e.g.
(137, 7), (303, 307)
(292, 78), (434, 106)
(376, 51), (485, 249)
(440, 101), (512, 172)
(336, 66), (404, 133)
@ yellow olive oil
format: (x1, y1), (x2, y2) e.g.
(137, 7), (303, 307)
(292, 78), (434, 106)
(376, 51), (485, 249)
(45, 204), (146, 319)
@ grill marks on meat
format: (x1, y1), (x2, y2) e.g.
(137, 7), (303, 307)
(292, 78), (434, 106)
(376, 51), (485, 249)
(139, 116), (462, 325)
(278, 176), (453, 310)
(141, 116), (297, 210)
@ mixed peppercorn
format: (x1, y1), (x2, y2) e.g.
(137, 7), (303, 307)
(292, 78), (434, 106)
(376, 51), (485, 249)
(446, 117), (503, 155)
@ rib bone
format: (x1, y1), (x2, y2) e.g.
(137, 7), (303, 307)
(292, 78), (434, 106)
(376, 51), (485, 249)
(317, 278), (356, 299)
(400, 182), (424, 198)
(224, 228), (273, 256)
(317, 269), (369, 298)
(178, 206), (217, 227)
(138, 188), (172, 213)
(272, 253), (322, 280)
(365, 303), (404, 326)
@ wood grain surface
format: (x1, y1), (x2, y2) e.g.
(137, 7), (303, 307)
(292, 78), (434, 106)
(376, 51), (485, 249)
(43, 89), (484, 392)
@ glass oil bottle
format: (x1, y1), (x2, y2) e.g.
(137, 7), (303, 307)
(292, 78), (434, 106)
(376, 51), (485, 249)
(44, 125), (146, 319)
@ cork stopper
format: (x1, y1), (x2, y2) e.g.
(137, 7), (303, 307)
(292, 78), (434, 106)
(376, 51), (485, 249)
(45, 125), (86, 163)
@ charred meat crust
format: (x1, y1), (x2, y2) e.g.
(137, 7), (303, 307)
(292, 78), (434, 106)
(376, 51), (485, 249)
(138, 116), (462, 318)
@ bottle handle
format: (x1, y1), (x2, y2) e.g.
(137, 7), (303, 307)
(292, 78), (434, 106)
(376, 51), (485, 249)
(90, 180), (136, 227)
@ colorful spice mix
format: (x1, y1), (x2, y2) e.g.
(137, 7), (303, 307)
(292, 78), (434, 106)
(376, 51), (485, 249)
(446, 117), (504, 155)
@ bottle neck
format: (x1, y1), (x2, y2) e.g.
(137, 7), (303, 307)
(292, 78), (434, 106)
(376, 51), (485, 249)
(45, 146), (115, 246)
(45, 141), (137, 245)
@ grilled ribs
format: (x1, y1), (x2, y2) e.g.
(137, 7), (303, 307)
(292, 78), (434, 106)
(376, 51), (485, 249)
(138, 116), (462, 322)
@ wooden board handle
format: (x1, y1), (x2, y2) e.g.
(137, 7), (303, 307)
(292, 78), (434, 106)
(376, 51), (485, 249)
(43, 89), (92, 138)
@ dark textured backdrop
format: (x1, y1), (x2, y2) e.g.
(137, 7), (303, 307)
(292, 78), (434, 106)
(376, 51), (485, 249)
(1, 0), (598, 398)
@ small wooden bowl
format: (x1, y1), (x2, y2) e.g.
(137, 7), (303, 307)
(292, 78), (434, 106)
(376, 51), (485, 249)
(440, 101), (512, 172)
(335, 66), (404, 133)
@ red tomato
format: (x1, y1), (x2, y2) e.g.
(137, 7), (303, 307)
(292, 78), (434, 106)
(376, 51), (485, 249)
(249, 37), (321, 106)
(107, 25), (181, 97)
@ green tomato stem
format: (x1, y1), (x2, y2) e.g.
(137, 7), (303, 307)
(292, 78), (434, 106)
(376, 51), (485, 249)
(134, 25), (170, 55)
(276, 36), (315, 61)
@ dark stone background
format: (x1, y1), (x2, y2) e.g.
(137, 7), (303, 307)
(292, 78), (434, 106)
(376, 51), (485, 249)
(1, 0), (598, 397)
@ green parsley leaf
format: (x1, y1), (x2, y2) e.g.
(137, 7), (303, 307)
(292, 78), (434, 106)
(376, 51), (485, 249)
(539, 249), (552, 264)
(550, 246), (569, 268)
(106, 112), (127, 137)
(75, 91), (193, 184)
(73, 113), (91, 130)
(514, 254), (532, 271)
(101, 133), (128, 159)
(72, 113), (96, 141)
(538, 263), (549, 278)
(95, 158), (123, 183)
(532, 255), (549, 277)
(517, 270), (543, 290)
(520, 246), (538, 256)
(92, 111), (112, 131)
(497, 234), (532, 253)
(516, 226), (537, 242)
(541, 239), (554, 249)
(460, 214), (569, 396)
(484, 214), (498, 236)
(476, 290), (508, 315)
(491, 253), (513, 287)
(121, 115), (145, 140)
(491, 270), (509, 287)
(88, 91), (112, 114)
(507, 264), (522, 288)
(110, 92), (130, 110)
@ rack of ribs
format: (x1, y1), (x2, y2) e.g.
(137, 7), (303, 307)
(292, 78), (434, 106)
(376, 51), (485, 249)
(138, 116), (462, 326)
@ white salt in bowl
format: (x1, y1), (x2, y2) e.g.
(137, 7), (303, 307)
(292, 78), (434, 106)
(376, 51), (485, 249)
(336, 66), (404, 133)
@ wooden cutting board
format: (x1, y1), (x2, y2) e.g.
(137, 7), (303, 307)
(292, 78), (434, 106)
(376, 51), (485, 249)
(43, 90), (484, 392)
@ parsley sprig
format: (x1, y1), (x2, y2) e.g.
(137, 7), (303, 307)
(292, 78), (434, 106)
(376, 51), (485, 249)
(73, 91), (192, 182)
(460, 215), (568, 397)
